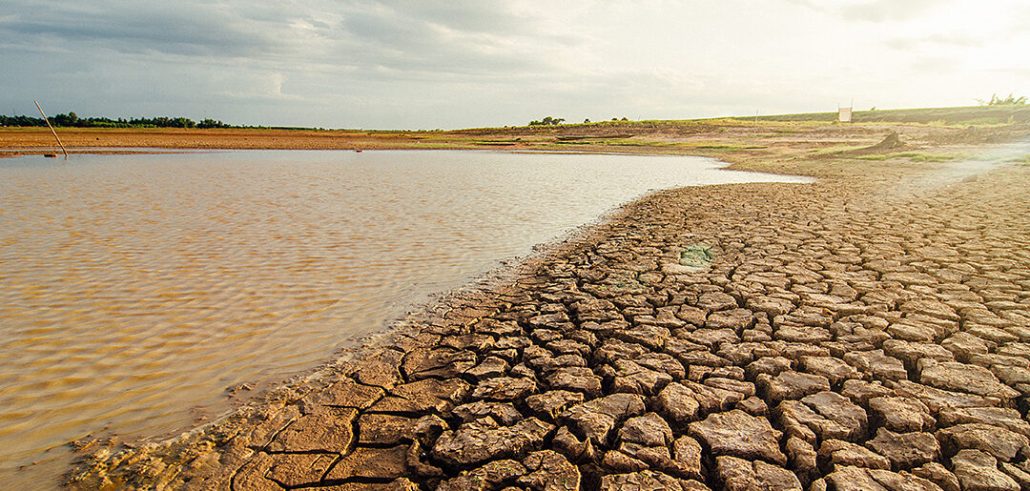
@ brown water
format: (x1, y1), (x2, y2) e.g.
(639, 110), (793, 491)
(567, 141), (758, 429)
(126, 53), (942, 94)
(0, 150), (810, 487)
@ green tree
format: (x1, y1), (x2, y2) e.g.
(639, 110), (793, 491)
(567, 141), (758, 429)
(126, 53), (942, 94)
(528, 116), (565, 126)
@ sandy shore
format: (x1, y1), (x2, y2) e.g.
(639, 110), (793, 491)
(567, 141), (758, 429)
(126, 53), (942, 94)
(57, 123), (1030, 489)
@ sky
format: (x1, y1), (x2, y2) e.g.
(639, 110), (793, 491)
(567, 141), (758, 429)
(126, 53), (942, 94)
(1, 0), (1028, 129)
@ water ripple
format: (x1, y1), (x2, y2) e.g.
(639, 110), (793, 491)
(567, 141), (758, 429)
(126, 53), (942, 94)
(0, 150), (809, 487)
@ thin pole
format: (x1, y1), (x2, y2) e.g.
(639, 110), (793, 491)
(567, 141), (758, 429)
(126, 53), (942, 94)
(34, 100), (68, 158)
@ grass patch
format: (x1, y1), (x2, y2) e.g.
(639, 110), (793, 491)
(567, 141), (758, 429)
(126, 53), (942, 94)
(746, 105), (1030, 126)
(854, 154), (890, 161)
(855, 151), (962, 162)
(1009, 154), (1030, 165)
(811, 144), (870, 156)
(691, 144), (766, 151)
(595, 140), (767, 151)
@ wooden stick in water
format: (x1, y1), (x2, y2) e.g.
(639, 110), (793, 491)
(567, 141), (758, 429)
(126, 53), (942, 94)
(34, 100), (68, 158)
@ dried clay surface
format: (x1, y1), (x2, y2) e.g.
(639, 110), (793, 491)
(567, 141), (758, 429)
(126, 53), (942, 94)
(70, 142), (1030, 490)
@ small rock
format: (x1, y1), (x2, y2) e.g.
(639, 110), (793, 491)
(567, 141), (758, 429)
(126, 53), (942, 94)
(698, 292), (738, 311)
(865, 428), (940, 470)
(936, 423), (1029, 462)
(704, 377), (755, 398)
(868, 396), (935, 432)
(715, 455), (802, 490)
(563, 393), (645, 445)
(941, 332), (990, 361)
(525, 390), (585, 420)
(706, 308), (754, 331)
(688, 410), (787, 465)
(887, 322), (937, 343)
(634, 352), (687, 380)
(612, 359), (673, 395)
(672, 436), (704, 479)
(1000, 462), (1030, 490)
(437, 459), (526, 491)
(819, 439), (891, 470)
(841, 379), (895, 405)
(890, 379), (997, 413)
(951, 449), (1019, 491)
(786, 436), (819, 483)
(801, 391), (868, 440)
(471, 377), (536, 401)
(620, 413), (674, 447)
(466, 356), (510, 380)
(757, 371), (831, 403)
(518, 450), (581, 491)
(602, 448), (649, 473)
(843, 350), (908, 382)
(882, 340), (954, 371)
(745, 356), (794, 379)
(357, 413), (445, 446)
(600, 470), (708, 490)
(778, 391), (867, 443)
(452, 401), (523, 425)
(823, 465), (942, 491)
(547, 367), (603, 396)
(432, 417), (554, 466)
(799, 356), (860, 386)
(920, 361), (1019, 400)
(655, 382), (701, 425)
(938, 407), (1030, 438)
(909, 462), (960, 491)
(737, 396), (769, 416)
(615, 324), (671, 350)
(552, 426), (595, 462)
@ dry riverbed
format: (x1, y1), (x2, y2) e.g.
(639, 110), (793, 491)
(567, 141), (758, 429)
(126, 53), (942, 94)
(58, 123), (1030, 490)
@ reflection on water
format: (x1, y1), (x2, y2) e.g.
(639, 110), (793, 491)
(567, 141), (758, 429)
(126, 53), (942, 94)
(0, 150), (809, 487)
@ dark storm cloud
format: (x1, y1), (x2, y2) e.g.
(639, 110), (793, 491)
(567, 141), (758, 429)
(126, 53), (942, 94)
(0, 0), (558, 75)
(0, 1), (290, 57)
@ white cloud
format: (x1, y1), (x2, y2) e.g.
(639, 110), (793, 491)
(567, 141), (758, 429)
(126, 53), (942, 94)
(0, 0), (1027, 128)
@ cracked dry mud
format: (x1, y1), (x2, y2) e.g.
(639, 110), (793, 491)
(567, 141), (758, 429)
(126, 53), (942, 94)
(70, 148), (1030, 490)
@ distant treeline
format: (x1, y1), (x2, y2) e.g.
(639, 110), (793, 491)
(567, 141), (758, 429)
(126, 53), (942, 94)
(0, 112), (232, 129)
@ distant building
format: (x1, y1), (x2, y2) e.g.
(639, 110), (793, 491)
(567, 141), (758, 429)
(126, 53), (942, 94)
(838, 105), (853, 123)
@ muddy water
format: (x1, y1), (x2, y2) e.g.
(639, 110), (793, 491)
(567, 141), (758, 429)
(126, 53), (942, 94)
(0, 150), (810, 486)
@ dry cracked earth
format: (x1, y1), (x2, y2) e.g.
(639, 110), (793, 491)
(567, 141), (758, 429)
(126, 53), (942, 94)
(72, 150), (1030, 490)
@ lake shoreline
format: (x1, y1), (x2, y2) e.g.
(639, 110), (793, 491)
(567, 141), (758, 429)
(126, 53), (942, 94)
(63, 123), (1030, 489)
(9, 150), (800, 490)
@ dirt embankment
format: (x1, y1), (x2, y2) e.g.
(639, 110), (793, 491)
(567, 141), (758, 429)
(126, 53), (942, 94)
(2, 111), (1027, 160)
(65, 122), (1030, 490)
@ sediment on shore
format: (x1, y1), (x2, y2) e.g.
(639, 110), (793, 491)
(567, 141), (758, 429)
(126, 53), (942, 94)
(68, 138), (1030, 490)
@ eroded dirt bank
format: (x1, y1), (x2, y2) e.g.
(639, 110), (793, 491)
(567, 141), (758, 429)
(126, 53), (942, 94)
(69, 140), (1030, 490)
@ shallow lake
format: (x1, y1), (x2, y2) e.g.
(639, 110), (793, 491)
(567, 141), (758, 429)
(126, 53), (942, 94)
(0, 150), (810, 486)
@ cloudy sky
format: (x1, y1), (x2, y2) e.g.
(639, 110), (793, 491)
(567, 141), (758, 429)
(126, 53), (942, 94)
(1, 0), (1028, 129)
